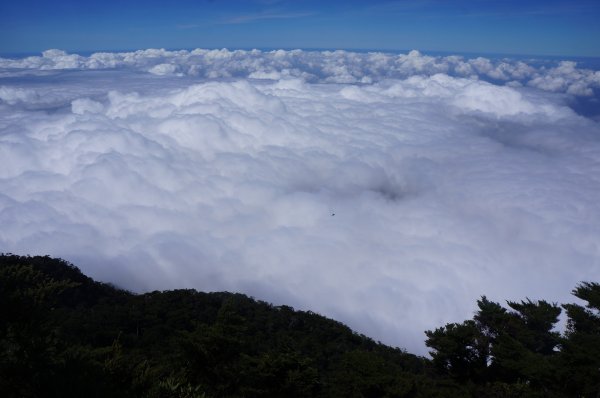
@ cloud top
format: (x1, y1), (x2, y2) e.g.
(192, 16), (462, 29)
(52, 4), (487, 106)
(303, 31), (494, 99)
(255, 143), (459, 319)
(1, 49), (600, 354)
(1, 49), (599, 97)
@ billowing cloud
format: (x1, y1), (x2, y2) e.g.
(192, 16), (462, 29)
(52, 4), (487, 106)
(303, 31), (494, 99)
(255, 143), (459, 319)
(1, 49), (600, 354)
(2, 49), (599, 98)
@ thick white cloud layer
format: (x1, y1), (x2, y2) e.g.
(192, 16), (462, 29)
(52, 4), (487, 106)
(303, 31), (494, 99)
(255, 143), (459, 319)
(1, 50), (600, 354)
(2, 48), (600, 97)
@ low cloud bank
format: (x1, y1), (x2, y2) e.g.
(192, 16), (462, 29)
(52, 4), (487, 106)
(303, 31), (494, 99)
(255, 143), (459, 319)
(2, 48), (600, 97)
(1, 50), (600, 354)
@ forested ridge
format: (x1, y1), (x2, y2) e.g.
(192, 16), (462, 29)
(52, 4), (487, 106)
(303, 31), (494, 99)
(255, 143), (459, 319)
(1, 254), (599, 397)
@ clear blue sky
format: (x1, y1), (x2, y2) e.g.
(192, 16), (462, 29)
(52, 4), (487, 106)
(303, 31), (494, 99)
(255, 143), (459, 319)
(1, 0), (599, 57)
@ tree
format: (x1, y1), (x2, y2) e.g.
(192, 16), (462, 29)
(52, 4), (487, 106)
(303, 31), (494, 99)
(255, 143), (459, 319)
(560, 282), (600, 397)
(425, 296), (562, 394)
(425, 320), (489, 383)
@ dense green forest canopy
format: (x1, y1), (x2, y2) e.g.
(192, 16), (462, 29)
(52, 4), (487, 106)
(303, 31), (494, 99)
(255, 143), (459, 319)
(1, 254), (598, 397)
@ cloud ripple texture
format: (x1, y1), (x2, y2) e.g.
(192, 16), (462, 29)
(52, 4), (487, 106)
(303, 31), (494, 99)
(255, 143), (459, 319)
(1, 49), (600, 353)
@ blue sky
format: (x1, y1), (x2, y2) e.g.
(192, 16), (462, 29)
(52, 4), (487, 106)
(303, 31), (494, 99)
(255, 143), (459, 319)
(1, 0), (599, 57)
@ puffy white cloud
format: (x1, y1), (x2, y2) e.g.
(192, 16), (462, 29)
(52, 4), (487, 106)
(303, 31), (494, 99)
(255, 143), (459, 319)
(148, 63), (181, 76)
(1, 48), (599, 97)
(1, 50), (600, 354)
(0, 86), (40, 105)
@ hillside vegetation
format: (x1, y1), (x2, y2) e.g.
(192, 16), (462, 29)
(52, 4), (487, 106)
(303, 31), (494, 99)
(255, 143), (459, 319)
(1, 254), (598, 397)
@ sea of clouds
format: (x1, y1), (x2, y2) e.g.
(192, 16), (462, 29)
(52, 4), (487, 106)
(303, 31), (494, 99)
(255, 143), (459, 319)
(1, 49), (600, 354)
(3, 48), (600, 97)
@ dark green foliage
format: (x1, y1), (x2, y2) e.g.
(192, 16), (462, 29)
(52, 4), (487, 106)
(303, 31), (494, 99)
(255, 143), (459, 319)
(0, 254), (437, 397)
(559, 282), (600, 397)
(2, 253), (599, 397)
(426, 288), (600, 397)
(425, 320), (489, 383)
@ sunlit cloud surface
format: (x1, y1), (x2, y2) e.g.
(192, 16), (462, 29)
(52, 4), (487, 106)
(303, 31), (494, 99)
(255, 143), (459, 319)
(1, 49), (599, 353)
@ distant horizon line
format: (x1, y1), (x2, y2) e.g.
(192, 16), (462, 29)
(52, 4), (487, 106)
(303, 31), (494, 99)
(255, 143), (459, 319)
(2, 46), (600, 62)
